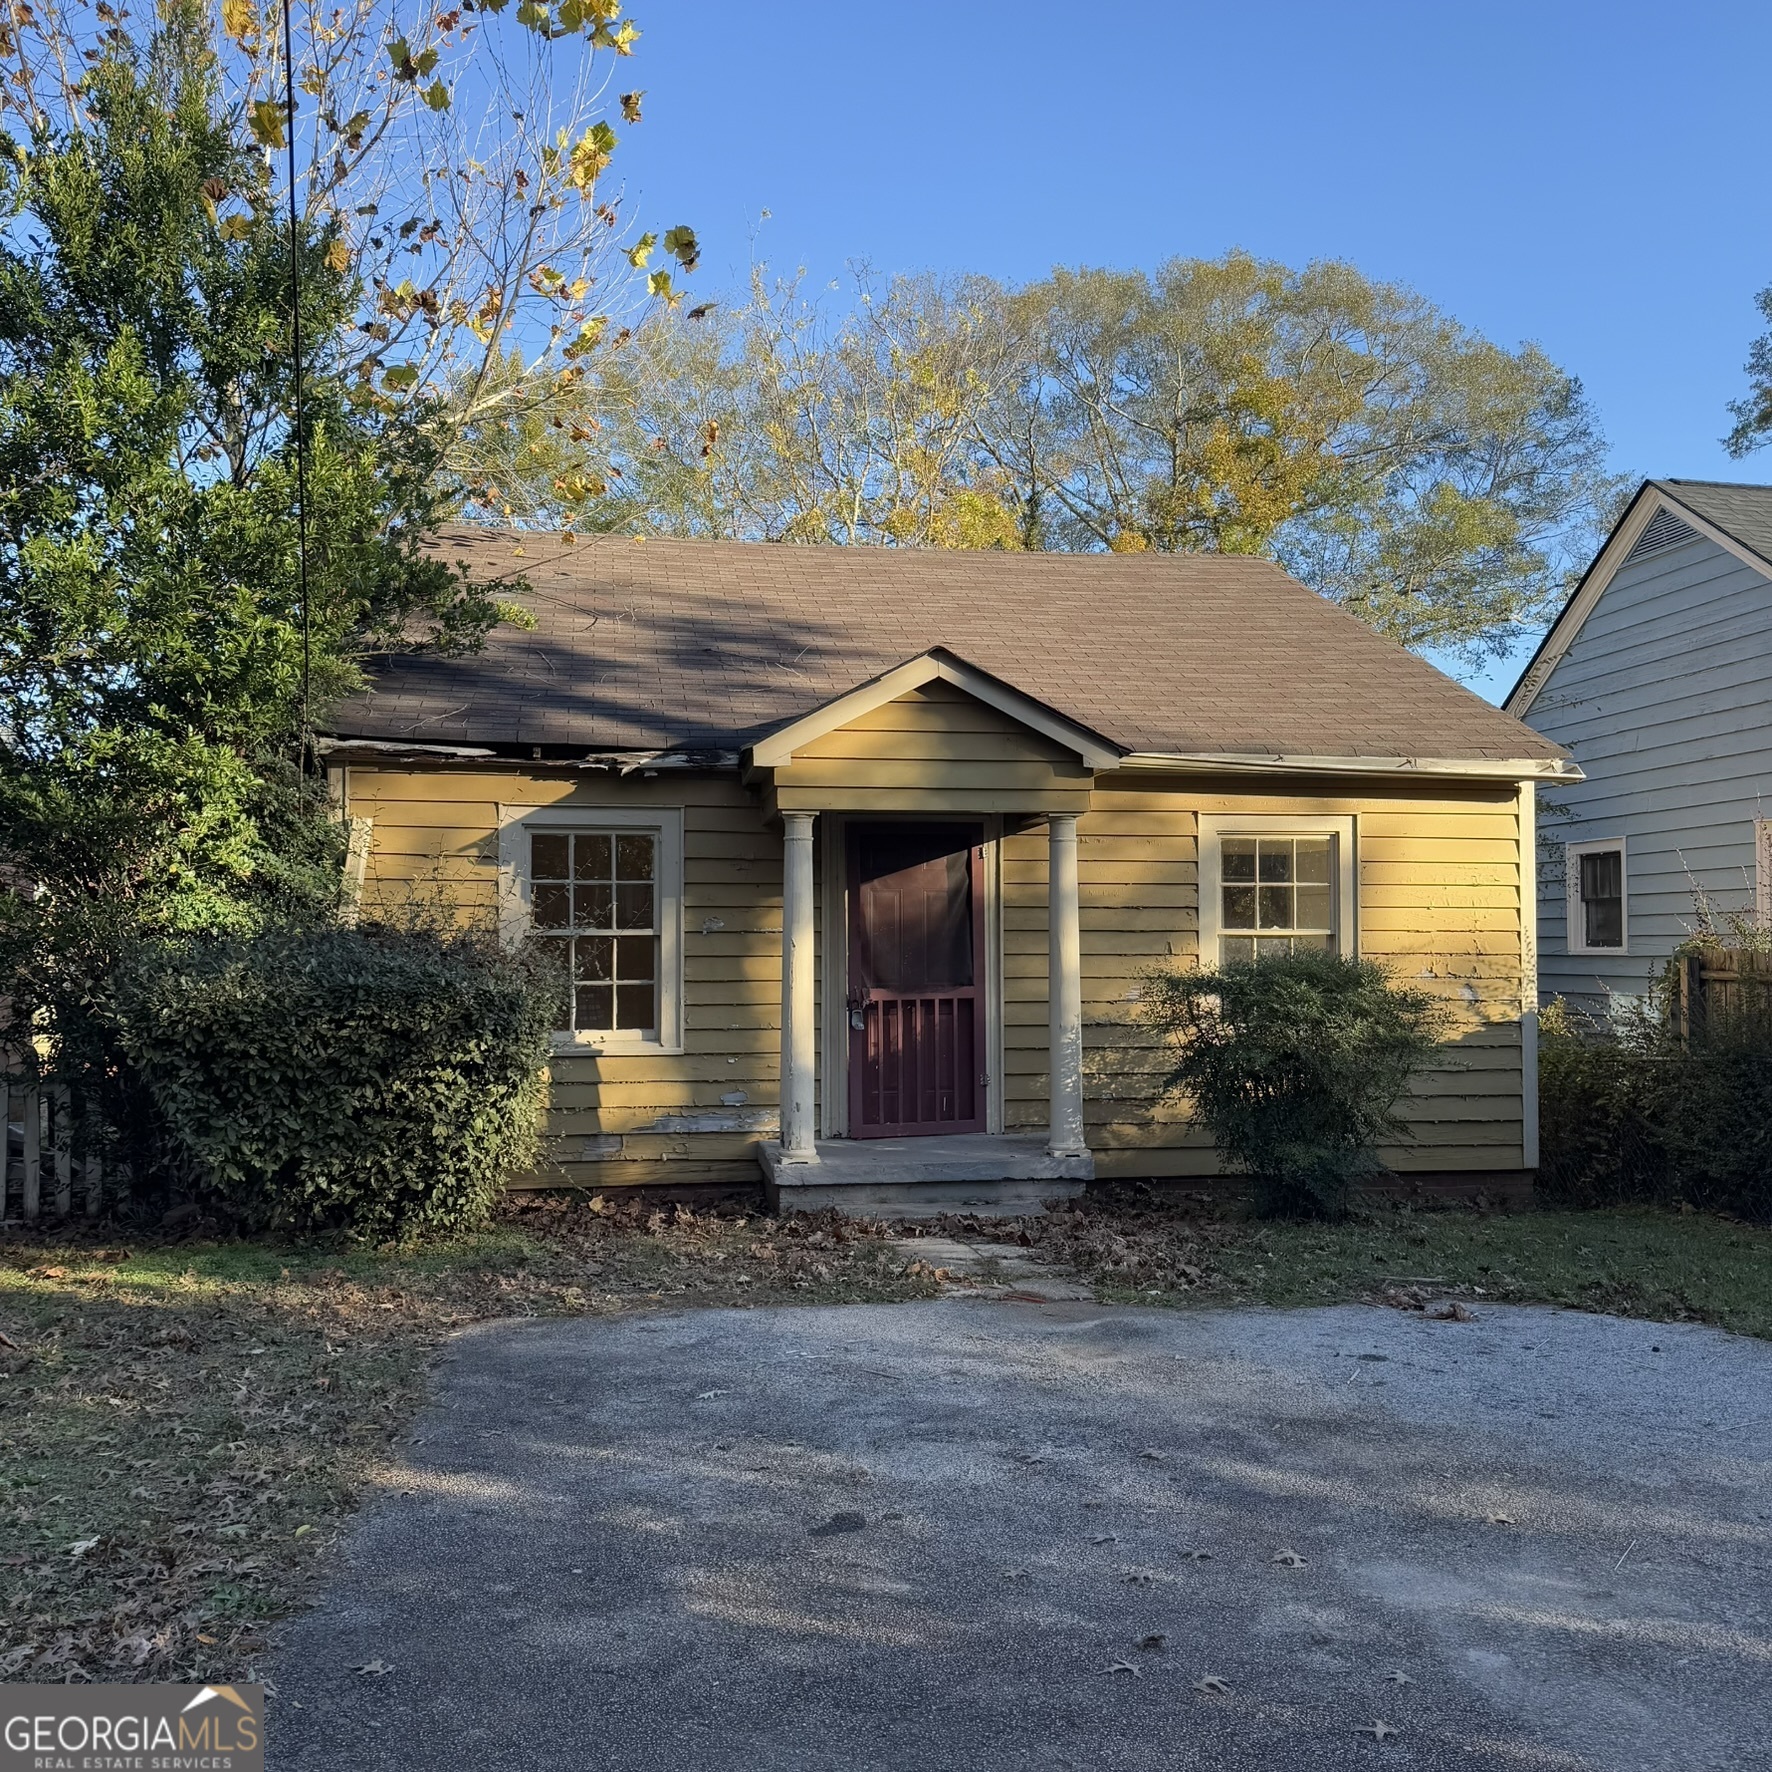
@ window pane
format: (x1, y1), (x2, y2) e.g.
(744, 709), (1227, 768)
(1585, 897), (1623, 948)
(615, 881), (655, 931)
(1221, 936), (1255, 964)
(1294, 838), (1330, 884)
(1257, 841), (1294, 883)
(532, 882), (571, 930)
(1258, 885), (1293, 928)
(575, 935), (614, 982)
(1295, 884), (1332, 930)
(575, 983), (613, 1029)
(616, 935), (656, 981)
(531, 833), (570, 879)
(1579, 849), (1623, 948)
(615, 982), (655, 1030)
(575, 883), (614, 930)
(617, 834), (655, 881)
(1222, 839), (1257, 883)
(1223, 884), (1257, 929)
(574, 833), (612, 881)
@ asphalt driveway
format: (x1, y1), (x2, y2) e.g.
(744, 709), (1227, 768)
(269, 1300), (1772, 1771)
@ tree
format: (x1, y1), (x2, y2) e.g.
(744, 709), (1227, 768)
(0, 8), (505, 1100)
(494, 255), (1624, 661)
(1727, 284), (1772, 456)
(0, 0), (696, 460)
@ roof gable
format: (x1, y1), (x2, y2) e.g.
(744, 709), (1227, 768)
(747, 650), (1124, 770)
(1507, 479), (1772, 718)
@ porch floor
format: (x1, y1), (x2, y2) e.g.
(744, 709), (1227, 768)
(757, 1133), (1092, 1219)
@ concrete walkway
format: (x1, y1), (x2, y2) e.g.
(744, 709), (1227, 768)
(269, 1301), (1772, 1771)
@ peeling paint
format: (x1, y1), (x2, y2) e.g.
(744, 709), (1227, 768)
(647, 1109), (780, 1134)
(719, 1090), (749, 1107)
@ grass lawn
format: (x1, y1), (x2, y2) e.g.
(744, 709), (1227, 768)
(2, 1189), (1768, 1687)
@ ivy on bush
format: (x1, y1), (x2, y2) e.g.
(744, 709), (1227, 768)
(1141, 949), (1448, 1219)
(112, 926), (561, 1237)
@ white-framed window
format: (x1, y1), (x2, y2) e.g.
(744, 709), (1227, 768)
(498, 805), (684, 1054)
(1565, 837), (1626, 955)
(1198, 814), (1356, 965)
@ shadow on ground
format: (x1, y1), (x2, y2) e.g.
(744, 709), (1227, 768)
(268, 1301), (1772, 1772)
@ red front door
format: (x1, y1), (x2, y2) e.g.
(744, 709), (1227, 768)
(847, 822), (986, 1139)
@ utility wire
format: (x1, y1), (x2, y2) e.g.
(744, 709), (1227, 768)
(279, 0), (313, 769)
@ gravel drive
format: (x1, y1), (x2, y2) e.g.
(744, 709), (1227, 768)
(269, 1299), (1772, 1771)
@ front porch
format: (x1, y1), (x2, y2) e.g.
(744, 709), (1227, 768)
(758, 1131), (1093, 1218)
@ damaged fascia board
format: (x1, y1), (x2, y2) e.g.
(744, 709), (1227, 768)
(318, 738), (741, 772)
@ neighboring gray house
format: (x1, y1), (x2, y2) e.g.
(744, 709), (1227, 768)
(1508, 479), (1772, 1007)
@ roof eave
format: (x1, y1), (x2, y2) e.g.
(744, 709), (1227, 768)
(1116, 751), (1582, 782)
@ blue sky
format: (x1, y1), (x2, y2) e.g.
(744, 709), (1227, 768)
(609, 0), (1772, 702)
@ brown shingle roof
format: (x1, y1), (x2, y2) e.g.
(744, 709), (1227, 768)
(329, 528), (1566, 762)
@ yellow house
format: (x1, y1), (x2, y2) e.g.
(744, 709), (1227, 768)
(324, 530), (1578, 1214)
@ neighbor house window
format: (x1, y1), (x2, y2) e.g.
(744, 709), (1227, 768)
(498, 806), (684, 1053)
(1199, 815), (1356, 966)
(1566, 839), (1626, 954)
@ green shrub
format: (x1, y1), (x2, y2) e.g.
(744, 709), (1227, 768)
(1141, 950), (1448, 1219)
(1536, 998), (1671, 1208)
(112, 925), (560, 1237)
(1536, 990), (1772, 1222)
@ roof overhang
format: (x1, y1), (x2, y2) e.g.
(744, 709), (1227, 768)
(1506, 480), (1772, 719)
(1116, 751), (1582, 782)
(745, 648), (1126, 771)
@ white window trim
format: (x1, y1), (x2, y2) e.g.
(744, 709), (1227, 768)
(1198, 813), (1357, 965)
(497, 803), (685, 1056)
(1565, 837), (1628, 957)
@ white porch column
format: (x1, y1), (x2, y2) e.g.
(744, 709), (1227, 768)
(1047, 812), (1087, 1157)
(779, 810), (819, 1162)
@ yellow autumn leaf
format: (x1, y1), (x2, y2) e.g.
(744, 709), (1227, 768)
(220, 0), (257, 40)
(323, 238), (351, 274)
(247, 98), (287, 150)
(218, 213), (253, 242)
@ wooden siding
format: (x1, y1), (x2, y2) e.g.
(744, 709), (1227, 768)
(767, 679), (1092, 814)
(1526, 532), (1772, 1005)
(349, 766), (782, 1190)
(1000, 773), (1525, 1177)
(349, 748), (1528, 1189)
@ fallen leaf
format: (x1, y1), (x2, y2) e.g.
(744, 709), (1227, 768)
(1193, 1673), (1232, 1696)
(1487, 1514), (1515, 1527)
(1358, 1720), (1400, 1740)
(1090, 1533), (1117, 1545)
(1270, 1548), (1308, 1568)
(1104, 1658), (1140, 1676)
(695, 1389), (729, 1400)
(1429, 1302), (1477, 1323)
(1179, 1549), (1213, 1562)
(350, 1660), (394, 1677)
(1384, 1670), (1414, 1686)
(1138, 1448), (1166, 1462)
(0, 1331), (18, 1349)
(67, 1536), (100, 1558)
(1138, 1633), (1167, 1652)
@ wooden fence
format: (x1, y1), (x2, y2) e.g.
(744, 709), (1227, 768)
(1673, 949), (1772, 1044)
(2, 1078), (105, 1223)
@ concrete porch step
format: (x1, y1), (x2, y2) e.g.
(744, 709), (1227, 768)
(758, 1133), (1092, 1219)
